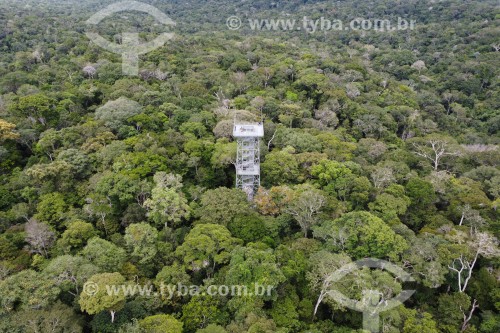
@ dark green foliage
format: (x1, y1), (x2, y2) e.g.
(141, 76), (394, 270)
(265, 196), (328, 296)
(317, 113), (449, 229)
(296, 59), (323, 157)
(181, 296), (229, 333)
(196, 188), (252, 226)
(227, 214), (267, 244)
(0, 1), (498, 332)
(0, 186), (15, 210)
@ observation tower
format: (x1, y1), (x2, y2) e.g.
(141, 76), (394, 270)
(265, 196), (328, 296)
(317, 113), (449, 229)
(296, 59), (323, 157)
(233, 122), (264, 200)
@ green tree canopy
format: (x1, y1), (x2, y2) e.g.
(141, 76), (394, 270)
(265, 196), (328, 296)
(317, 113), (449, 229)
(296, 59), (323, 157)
(313, 211), (408, 260)
(144, 172), (190, 228)
(196, 188), (251, 227)
(139, 314), (183, 333)
(81, 237), (127, 272)
(79, 272), (126, 323)
(175, 223), (242, 273)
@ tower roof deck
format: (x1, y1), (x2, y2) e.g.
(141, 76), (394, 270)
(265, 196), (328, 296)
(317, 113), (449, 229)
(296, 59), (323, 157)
(233, 123), (264, 137)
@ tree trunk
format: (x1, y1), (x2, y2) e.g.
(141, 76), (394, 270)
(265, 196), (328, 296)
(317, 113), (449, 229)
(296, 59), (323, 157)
(313, 291), (326, 320)
(461, 299), (478, 332)
(459, 211), (465, 226)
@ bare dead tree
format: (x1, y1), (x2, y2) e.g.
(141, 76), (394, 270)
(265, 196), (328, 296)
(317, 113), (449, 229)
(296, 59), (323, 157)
(267, 128), (277, 151)
(371, 167), (395, 189)
(457, 204), (486, 234)
(83, 64), (97, 79)
(285, 189), (326, 237)
(448, 232), (499, 292)
(214, 89), (226, 107)
(25, 218), (55, 258)
(412, 136), (462, 171)
(461, 299), (479, 332)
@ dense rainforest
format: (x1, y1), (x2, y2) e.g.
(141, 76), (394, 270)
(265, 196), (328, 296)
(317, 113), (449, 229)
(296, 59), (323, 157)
(0, 0), (499, 332)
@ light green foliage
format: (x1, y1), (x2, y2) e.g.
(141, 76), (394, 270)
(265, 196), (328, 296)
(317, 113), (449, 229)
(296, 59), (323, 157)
(155, 261), (191, 288)
(43, 255), (99, 295)
(401, 308), (439, 333)
(25, 160), (73, 191)
(479, 311), (500, 333)
(144, 172), (190, 228)
(111, 151), (169, 178)
(0, 270), (60, 315)
(447, 177), (491, 211)
(196, 324), (228, 333)
(57, 220), (97, 253)
(284, 185), (327, 237)
(94, 97), (142, 131)
(261, 149), (301, 186)
(308, 158), (369, 209)
(225, 244), (286, 294)
(311, 159), (370, 206)
(0, 301), (83, 333)
(196, 187), (251, 226)
(313, 211), (408, 260)
(34, 128), (60, 159)
(10, 93), (57, 127)
(180, 121), (208, 138)
(79, 272), (126, 322)
(34, 192), (68, 228)
(181, 296), (227, 332)
(94, 171), (142, 206)
(81, 237), (126, 272)
(210, 139), (237, 168)
(316, 132), (357, 161)
(436, 292), (472, 333)
(175, 223), (242, 272)
(0, 1), (499, 332)
(369, 184), (411, 224)
(124, 223), (158, 265)
(311, 159), (352, 186)
(278, 103), (305, 127)
(139, 314), (183, 333)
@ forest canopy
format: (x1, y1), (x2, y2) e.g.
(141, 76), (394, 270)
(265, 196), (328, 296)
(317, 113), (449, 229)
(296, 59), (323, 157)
(0, 0), (499, 332)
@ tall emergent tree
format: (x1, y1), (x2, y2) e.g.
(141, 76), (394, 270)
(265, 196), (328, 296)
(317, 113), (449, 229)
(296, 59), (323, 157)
(144, 172), (190, 229)
(79, 272), (126, 323)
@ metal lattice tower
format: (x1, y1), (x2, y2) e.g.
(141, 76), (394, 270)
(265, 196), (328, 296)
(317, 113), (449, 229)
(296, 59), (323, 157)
(233, 122), (264, 200)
